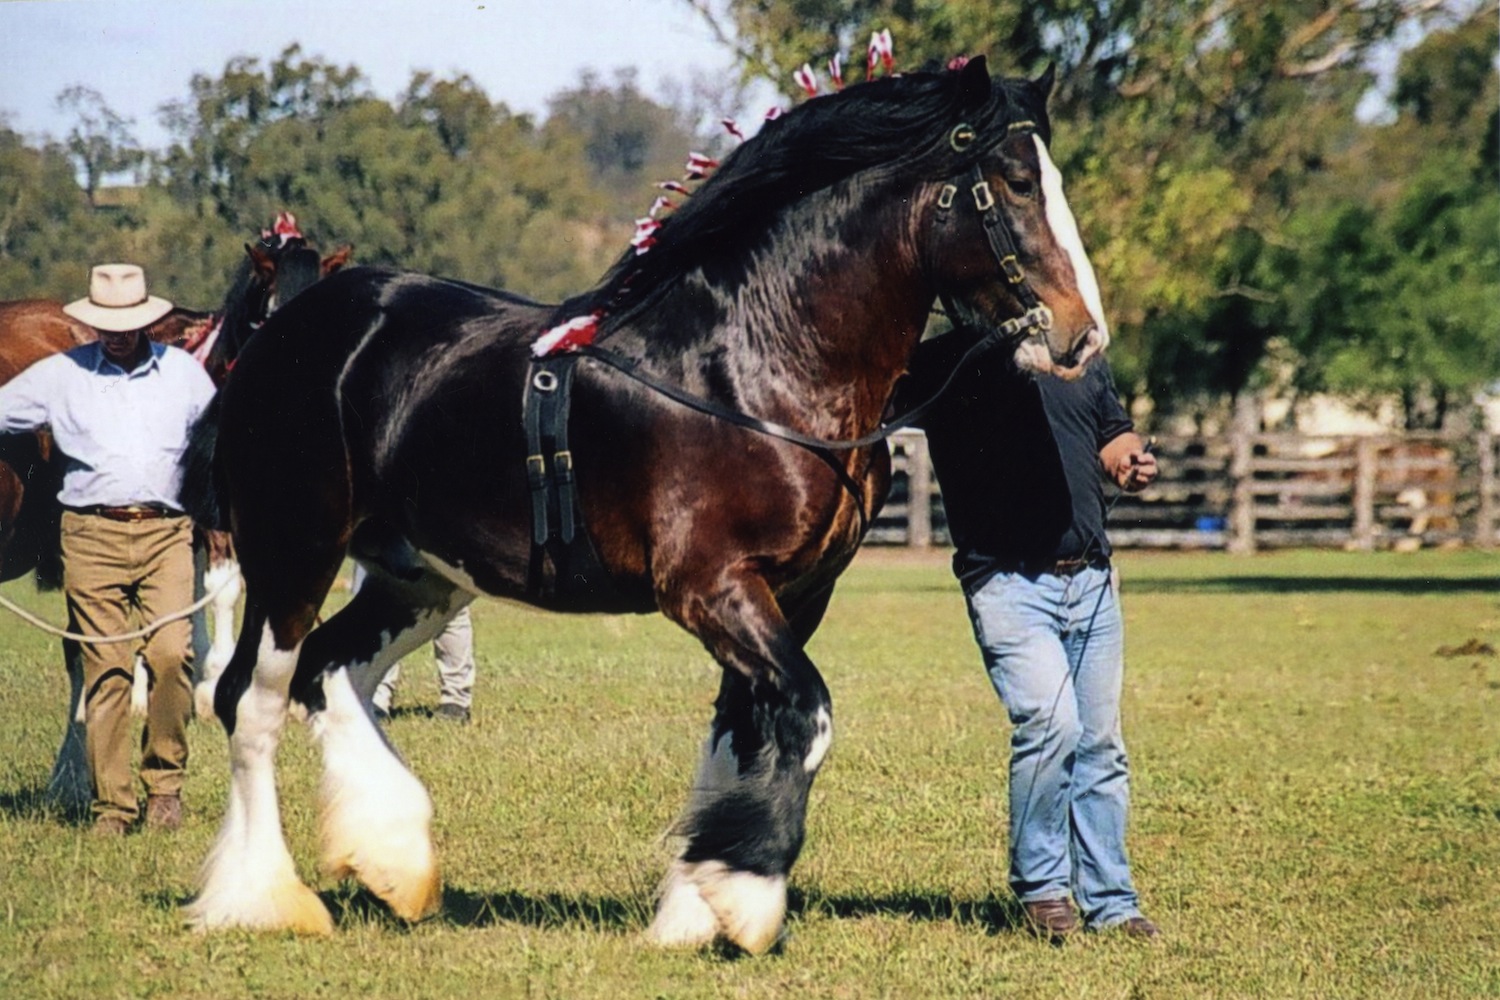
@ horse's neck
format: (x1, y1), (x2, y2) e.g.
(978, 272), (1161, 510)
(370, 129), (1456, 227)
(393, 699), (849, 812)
(643, 180), (932, 436)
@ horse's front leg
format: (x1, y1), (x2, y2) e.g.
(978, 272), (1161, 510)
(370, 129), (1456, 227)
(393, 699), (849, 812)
(185, 603), (333, 934)
(648, 572), (834, 955)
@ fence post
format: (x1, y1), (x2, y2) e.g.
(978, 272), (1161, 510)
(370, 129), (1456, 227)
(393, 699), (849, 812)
(906, 431), (933, 548)
(1351, 436), (1378, 551)
(1227, 394), (1257, 555)
(1479, 431), (1497, 549)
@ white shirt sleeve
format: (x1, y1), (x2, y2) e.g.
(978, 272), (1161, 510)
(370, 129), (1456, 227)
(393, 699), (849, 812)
(0, 355), (61, 433)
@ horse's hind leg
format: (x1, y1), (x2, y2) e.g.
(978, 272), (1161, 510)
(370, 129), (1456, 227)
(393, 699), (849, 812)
(185, 594), (335, 935)
(186, 504), (346, 933)
(648, 576), (834, 955)
(291, 567), (464, 923)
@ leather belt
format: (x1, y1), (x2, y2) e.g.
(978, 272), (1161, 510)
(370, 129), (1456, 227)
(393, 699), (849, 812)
(998, 555), (1109, 579)
(66, 504), (184, 522)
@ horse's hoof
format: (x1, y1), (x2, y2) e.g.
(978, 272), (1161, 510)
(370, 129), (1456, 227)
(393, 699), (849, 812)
(645, 860), (719, 948)
(324, 849), (442, 922)
(676, 860), (788, 956)
(184, 874), (334, 936)
(317, 780), (441, 921)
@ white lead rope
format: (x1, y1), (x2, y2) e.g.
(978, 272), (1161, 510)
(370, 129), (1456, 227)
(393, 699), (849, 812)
(0, 574), (233, 645)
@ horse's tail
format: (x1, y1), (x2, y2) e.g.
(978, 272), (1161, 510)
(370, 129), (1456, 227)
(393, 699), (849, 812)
(180, 393), (227, 530)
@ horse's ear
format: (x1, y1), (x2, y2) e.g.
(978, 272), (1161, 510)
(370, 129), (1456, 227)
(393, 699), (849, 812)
(1032, 62), (1057, 100)
(322, 244), (354, 276)
(245, 242), (276, 281)
(955, 54), (991, 110)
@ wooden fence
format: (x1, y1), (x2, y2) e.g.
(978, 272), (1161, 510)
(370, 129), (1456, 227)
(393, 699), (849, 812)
(872, 428), (1500, 551)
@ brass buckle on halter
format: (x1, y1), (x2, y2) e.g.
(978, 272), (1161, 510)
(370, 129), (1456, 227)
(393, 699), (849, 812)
(1000, 255), (1026, 284)
(971, 180), (995, 212)
(999, 305), (1054, 341)
(937, 184), (957, 209)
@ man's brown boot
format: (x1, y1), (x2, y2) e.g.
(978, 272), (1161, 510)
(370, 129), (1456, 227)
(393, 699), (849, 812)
(145, 794), (183, 831)
(92, 815), (130, 837)
(1023, 898), (1078, 943)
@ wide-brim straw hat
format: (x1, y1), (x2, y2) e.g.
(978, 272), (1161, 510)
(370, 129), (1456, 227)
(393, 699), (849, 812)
(62, 263), (174, 332)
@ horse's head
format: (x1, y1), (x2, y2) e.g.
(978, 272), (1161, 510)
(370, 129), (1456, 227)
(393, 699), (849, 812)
(926, 58), (1109, 378)
(198, 230), (354, 384)
(245, 239), (353, 320)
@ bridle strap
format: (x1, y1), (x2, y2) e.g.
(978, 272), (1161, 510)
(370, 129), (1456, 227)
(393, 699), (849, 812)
(966, 163), (1042, 313)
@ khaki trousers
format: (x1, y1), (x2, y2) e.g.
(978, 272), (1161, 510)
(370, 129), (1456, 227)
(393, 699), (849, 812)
(61, 511), (195, 822)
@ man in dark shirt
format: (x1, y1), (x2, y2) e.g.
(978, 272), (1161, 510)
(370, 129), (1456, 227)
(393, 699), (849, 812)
(899, 327), (1160, 942)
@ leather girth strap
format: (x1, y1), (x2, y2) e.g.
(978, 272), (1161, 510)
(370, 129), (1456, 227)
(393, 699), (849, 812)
(521, 355), (629, 609)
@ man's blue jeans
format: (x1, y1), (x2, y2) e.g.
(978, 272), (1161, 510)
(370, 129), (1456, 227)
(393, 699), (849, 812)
(965, 565), (1143, 929)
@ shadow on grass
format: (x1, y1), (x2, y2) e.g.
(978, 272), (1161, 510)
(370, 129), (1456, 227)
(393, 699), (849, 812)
(438, 885), (643, 932)
(142, 881), (1038, 946)
(1128, 575), (1498, 595)
(0, 783), (89, 826)
(791, 888), (1028, 936)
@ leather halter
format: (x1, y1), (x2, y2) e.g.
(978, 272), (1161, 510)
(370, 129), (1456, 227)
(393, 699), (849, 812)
(933, 121), (1055, 350)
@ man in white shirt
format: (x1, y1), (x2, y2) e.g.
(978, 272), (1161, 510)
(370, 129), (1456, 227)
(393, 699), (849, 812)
(0, 264), (216, 835)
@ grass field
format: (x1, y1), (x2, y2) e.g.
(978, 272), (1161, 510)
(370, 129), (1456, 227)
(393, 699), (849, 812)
(1, 548), (1496, 999)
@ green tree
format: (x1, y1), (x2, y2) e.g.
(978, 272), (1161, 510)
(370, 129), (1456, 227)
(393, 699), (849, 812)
(0, 124), (114, 299)
(546, 69), (706, 208)
(683, 0), (1485, 417)
(56, 86), (143, 208)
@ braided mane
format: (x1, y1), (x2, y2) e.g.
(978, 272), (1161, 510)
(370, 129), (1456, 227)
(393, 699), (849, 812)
(551, 57), (1050, 335)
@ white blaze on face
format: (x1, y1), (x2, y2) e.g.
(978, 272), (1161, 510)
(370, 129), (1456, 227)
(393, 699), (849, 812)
(1033, 135), (1110, 350)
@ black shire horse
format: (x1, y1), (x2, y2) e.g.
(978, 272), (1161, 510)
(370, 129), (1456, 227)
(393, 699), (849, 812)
(181, 58), (1111, 951)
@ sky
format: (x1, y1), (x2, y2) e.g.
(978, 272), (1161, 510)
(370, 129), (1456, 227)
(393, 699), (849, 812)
(0, 0), (743, 150)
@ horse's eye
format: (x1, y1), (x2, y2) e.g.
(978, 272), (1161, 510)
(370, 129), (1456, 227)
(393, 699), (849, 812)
(1006, 177), (1036, 198)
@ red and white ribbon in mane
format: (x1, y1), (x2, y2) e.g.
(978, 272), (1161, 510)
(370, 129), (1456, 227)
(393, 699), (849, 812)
(794, 63), (819, 97)
(867, 29), (894, 78)
(828, 53), (845, 91)
(531, 312), (603, 357)
(684, 152), (719, 181)
(262, 211), (304, 248)
(631, 217), (662, 255)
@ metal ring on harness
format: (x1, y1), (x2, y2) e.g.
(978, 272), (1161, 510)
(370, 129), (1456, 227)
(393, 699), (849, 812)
(949, 122), (976, 152)
(532, 370), (559, 393)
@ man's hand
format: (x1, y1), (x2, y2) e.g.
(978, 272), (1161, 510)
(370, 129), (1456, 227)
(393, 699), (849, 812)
(1101, 434), (1158, 492)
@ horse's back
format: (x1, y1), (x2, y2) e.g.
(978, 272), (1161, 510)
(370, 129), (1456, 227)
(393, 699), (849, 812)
(217, 267), (552, 577)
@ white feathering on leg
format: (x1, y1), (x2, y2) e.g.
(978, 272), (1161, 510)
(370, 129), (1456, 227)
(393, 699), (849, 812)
(645, 858), (719, 948)
(692, 860), (788, 956)
(185, 625), (332, 934)
(312, 667), (441, 922)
